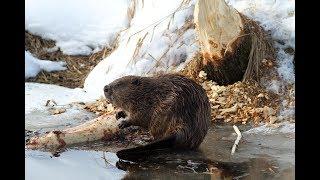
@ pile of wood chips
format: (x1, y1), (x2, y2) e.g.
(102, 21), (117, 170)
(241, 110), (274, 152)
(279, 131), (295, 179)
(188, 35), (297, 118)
(197, 71), (294, 125)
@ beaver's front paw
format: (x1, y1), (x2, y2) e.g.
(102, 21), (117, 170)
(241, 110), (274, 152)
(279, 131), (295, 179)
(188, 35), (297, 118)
(116, 111), (127, 120)
(118, 120), (131, 129)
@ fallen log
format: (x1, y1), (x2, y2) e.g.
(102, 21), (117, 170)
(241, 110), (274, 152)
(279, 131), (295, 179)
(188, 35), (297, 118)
(25, 113), (121, 150)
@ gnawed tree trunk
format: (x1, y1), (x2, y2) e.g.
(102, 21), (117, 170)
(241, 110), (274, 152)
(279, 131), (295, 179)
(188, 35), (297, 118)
(183, 0), (275, 85)
(26, 114), (121, 150)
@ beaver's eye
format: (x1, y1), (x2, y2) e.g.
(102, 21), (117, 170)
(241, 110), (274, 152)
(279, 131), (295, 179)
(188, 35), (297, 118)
(131, 79), (140, 86)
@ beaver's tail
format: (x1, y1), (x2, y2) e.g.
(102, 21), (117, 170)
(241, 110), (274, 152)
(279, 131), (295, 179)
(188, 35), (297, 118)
(116, 135), (177, 161)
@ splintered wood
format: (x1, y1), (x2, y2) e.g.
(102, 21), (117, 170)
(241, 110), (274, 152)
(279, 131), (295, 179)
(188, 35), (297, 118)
(83, 98), (115, 115)
(25, 114), (121, 150)
(194, 0), (243, 59)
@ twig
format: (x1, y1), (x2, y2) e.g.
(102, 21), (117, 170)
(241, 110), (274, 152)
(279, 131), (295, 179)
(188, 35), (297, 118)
(102, 47), (108, 59)
(41, 71), (48, 82)
(128, 32), (149, 65)
(73, 65), (83, 75)
(231, 125), (242, 155)
(148, 53), (157, 61)
(102, 152), (115, 168)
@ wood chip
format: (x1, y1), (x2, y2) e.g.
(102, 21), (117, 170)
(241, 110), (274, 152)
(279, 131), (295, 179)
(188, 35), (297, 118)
(220, 104), (238, 115)
(49, 108), (66, 115)
(212, 105), (220, 109)
(198, 71), (207, 79)
(269, 116), (277, 124)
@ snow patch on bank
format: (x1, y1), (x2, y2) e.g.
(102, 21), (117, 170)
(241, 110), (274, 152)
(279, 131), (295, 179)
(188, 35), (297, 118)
(25, 105), (97, 132)
(84, 0), (198, 98)
(25, 51), (66, 79)
(244, 121), (295, 135)
(25, 83), (98, 114)
(25, 0), (130, 55)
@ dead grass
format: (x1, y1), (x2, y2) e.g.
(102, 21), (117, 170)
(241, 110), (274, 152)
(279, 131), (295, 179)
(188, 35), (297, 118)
(241, 15), (276, 83)
(126, 0), (194, 68)
(25, 31), (116, 88)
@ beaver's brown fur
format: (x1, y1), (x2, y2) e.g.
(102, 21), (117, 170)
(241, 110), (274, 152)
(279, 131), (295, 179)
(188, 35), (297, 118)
(104, 74), (211, 158)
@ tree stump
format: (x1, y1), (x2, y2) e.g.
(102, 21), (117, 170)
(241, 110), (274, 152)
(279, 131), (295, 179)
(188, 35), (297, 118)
(183, 0), (275, 85)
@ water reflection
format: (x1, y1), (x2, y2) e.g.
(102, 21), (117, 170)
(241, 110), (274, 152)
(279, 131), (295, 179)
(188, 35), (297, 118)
(26, 148), (285, 180)
(110, 150), (280, 180)
(26, 125), (294, 180)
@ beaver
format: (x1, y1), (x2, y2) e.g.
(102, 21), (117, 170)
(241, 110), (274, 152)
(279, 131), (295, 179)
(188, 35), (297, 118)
(103, 74), (211, 160)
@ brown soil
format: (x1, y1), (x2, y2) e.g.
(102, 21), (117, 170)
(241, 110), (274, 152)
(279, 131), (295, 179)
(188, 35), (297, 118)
(25, 31), (116, 88)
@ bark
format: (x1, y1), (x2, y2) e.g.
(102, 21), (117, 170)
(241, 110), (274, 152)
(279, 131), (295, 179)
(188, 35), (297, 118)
(26, 114), (121, 150)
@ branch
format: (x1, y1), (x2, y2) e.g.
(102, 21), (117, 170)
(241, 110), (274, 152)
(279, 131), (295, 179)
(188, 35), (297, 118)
(231, 125), (242, 155)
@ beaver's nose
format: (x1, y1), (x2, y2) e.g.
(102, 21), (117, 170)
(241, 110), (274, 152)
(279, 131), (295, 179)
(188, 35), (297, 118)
(104, 85), (110, 93)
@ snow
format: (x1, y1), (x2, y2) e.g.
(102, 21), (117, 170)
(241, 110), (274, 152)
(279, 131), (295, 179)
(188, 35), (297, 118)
(25, 106), (97, 132)
(26, 150), (126, 180)
(25, 83), (98, 114)
(84, 0), (198, 98)
(25, 51), (66, 79)
(266, 79), (281, 94)
(25, 0), (131, 55)
(244, 121), (295, 135)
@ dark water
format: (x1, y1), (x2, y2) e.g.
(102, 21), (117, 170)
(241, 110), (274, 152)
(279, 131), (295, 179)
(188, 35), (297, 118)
(25, 125), (295, 180)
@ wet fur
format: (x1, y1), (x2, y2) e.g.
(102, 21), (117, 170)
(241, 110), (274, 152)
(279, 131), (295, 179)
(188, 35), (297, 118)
(104, 74), (211, 160)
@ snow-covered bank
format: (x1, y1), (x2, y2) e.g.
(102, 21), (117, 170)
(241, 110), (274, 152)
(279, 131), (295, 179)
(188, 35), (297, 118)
(26, 0), (131, 55)
(25, 0), (295, 122)
(25, 83), (98, 114)
(84, 0), (198, 97)
(25, 51), (66, 79)
(84, 0), (295, 98)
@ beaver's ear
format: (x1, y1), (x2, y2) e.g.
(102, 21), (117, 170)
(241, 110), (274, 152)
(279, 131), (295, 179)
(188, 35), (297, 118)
(131, 79), (141, 86)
